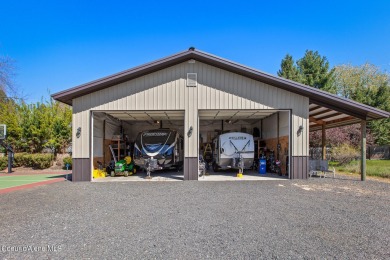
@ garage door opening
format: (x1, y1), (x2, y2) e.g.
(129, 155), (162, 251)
(91, 110), (185, 181)
(198, 110), (290, 181)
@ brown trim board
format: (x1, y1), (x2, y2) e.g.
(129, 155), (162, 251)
(291, 156), (309, 179)
(73, 158), (92, 181)
(184, 157), (198, 180)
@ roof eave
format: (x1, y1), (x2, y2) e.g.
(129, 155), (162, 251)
(51, 49), (197, 105)
(51, 49), (390, 120)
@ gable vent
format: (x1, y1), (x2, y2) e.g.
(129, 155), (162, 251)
(187, 73), (197, 87)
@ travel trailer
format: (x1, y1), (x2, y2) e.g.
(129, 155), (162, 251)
(212, 132), (255, 172)
(133, 129), (184, 171)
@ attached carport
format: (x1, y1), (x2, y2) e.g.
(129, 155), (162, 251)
(307, 97), (389, 181)
(52, 48), (389, 181)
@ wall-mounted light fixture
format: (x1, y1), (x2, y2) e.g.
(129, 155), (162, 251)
(154, 120), (160, 124)
(187, 126), (193, 137)
(297, 125), (304, 136)
(225, 120), (232, 124)
(76, 127), (81, 138)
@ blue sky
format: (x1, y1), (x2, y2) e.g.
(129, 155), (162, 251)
(1, 0), (389, 103)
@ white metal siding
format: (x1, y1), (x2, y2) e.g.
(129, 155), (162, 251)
(72, 60), (309, 158)
(93, 117), (104, 157)
(72, 110), (90, 158)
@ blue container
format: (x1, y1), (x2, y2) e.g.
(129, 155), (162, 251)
(259, 159), (266, 174)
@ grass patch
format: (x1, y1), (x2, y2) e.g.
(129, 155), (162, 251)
(331, 160), (390, 178)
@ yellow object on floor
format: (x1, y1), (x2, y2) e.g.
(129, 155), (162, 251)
(93, 169), (106, 178)
(237, 173), (243, 178)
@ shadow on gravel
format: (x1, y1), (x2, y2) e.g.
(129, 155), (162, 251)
(47, 174), (66, 179)
(47, 174), (72, 181)
(309, 176), (362, 182)
(65, 173), (72, 181)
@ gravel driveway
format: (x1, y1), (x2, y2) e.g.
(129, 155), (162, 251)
(0, 177), (389, 259)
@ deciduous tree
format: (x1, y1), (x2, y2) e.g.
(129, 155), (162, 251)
(0, 55), (17, 100)
(333, 63), (390, 145)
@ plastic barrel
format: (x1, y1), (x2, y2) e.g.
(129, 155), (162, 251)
(259, 159), (266, 174)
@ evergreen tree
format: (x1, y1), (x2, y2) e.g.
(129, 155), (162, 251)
(277, 54), (301, 82)
(278, 50), (335, 93)
(0, 98), (72, 153)
(297, 50), (335, 93)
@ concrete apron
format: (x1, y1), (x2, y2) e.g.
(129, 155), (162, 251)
(93, 170), (184, 182)
(93, 170), (288, 182)
(199, 170), (289, 181)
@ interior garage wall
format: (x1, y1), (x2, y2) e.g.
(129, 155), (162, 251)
(262, 112), (289, 139)
(72, 60), (309, 180)
(92, 113), (121, 168)
(262, 114), (277, 140)
(262, 111), (289, 175)
(93, 116), (104, 168)
(105, 119), (121, 140)
(198, 121), (254, 144)
(123, 121), (184, 143)
(93, 116), (104, 158)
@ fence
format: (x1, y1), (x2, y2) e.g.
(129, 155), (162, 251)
(309, 147), (332, 160)
(368, 145), (390, 160)
(310, 145), (390, 160)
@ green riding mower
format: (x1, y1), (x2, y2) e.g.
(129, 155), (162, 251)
(109, 156), (137, 177)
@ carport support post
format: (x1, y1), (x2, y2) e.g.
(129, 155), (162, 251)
(322, 124), (326, 160)
(361, 120), (366, 181)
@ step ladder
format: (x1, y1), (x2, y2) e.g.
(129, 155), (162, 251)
(203, 143), (213, 163)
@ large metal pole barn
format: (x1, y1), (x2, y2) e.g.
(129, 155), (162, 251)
(52, 48), (390, 182)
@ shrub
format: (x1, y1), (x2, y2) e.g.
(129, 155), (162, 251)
(0, 157), (7, 170)
(31, 154), (54, 169)
(331, 144), (360, 165)
(13, 153), (53, 169)
(63, 156), (72, 169)
(13, 153), (28, 167)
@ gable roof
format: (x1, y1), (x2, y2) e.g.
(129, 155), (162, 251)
(52, 48), (389, 121)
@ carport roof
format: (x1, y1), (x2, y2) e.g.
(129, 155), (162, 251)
(52, 48), (389, 128)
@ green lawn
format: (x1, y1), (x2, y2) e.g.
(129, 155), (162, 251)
(0, 174), (65, 189)
(330, 160), (390, 178)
